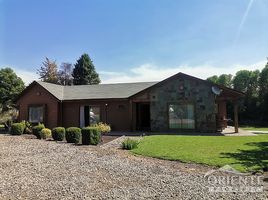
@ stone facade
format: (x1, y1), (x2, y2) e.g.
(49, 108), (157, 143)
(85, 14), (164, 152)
(148, 76), (217, 132)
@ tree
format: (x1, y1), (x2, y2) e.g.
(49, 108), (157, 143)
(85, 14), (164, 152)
(207, 74), (232, 87)
(233, 70), (260, 122)
(72, 54), (100, 85)
(217, 74), (233, 88)
(58, 62), (73, 85)
(207, 75), (218, 84)
(37, 57), (58, 84)
(0, 68), (25, 111)
(259, 62), (268, 123)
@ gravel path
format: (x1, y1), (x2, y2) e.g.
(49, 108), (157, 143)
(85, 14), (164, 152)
(0, 135), (266, 200)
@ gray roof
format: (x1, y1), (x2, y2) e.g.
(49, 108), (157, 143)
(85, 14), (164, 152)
(37, 81), (158, 100)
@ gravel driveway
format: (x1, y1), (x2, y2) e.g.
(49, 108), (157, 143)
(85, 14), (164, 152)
(0, 135), (266, 200)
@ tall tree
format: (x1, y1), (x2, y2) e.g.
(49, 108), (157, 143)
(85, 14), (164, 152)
(37, 57), (58, 84)
(72, 54), (100, 85)
(233, 70), (260, 121)
(207, 74), (233, 87)
(259, 62), (268, 123)
(0, 68), (25, 111)
(58, 62), (73, 85)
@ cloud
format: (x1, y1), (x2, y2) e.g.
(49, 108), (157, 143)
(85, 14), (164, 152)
(100, 60), (266, 83)
(14, 60), (266, 85)
(15, 69), (39, 85)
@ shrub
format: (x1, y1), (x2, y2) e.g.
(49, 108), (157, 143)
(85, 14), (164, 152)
(93, 122), (111, 134)
(52, 127), (65, 141)
(23, 121), (32, 134)
(40, 128), (51, 139)
(10, 122), (25, 135)
(82, 127), (101, 145)
(121, 138), (139, 150)
(66, 127), (81, 144)
(32, 123), (45, 139)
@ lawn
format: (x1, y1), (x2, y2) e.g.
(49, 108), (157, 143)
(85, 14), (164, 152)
(241, 126), (268, 131)
(132, 135), (268, 172)
(0, 125), (4, 128)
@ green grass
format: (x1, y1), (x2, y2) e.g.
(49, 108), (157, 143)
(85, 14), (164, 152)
(0, 125), (4, 128)
(241, 126), (268, 131)
(131, 135), (268, 172)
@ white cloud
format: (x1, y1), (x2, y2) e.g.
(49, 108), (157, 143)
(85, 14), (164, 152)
(15, 69), (39, 86)
(100, 60), (266, 83)
(14, 60), (267, 85)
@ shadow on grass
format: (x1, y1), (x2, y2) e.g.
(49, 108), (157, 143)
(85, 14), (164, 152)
(221, 142), (268, 172)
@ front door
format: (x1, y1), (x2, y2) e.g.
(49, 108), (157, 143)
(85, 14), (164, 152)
(136, 103), (151, 131)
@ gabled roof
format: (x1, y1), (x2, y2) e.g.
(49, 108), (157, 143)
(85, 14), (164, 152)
(18, 72), (244, 102)
(37, 81), (158, 100)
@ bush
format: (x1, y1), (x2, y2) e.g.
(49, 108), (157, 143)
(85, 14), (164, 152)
(23, 121), (32, 134)
(82, 127), (101, 145)
(40, 128), (51, 139)
(32, 123), (45, 139)
(52, 127), (65, 141)
(10, 122), (25, 135)
(121, 138), (139, 150)
(66, 127), (81, 144)
(93, 122), (111, 134)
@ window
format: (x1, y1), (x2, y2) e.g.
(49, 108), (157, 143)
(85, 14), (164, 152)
(28, 105), (44, 123)
(89, 106), (100, 125)
(169, 104), (195, 129)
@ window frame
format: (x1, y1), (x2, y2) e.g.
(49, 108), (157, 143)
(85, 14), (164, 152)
(28, 104), (46, 124)
(167, 102), (196, 131)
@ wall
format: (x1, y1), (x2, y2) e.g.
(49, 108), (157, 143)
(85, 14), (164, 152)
(17, 84), (59, 128)
(62, 99), (131, 131)
(148, 76), (217, 132)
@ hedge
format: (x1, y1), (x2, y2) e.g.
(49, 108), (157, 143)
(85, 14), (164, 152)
(66, 127), (81, 144)
(40, 128), (51, 139)
(32, 124), (45, 139)
(10, 123), (25, 135)
(82, 127), (101, 145)
(52, 127), (65, 141)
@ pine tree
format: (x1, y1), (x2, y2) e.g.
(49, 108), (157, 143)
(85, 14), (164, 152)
(72, 54), (100, 85)
(37, 57), (58, 84)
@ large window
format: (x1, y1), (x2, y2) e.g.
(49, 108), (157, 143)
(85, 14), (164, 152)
(169, 104), (195, 129)
(28, 105), (44, 123)
(89, 106), (100, 125)
(80, 106), (101, 127)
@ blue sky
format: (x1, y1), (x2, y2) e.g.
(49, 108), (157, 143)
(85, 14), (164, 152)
(0, 0), (268, 84)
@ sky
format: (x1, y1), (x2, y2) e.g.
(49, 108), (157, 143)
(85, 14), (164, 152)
(0, 0), (268, 85)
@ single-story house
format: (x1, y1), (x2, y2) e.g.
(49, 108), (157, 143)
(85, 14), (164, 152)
(16, 72), (244, 133)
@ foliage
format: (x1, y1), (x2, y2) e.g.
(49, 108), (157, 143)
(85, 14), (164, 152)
(37, 57), (58, 84)
(0, 108), (18, 126)
(132, 135), (268, 172)
(121, 138), (139, 150)
(0, 68), (25, 111)
(10, 122), (25, 135)
(206, 60), (268, 125)
(66, 127), (81, 144)
(40, 128), (51, 139)
(93, 122), (111, 134)
(72, 53), (101, 85)
(207, 74), (233, 87)
(32, 123), (45, 139)
(58, 62), (73, 85)
(81, 127), (101, 145)
(23, 121), (33, 134)
(52, 127), (65, 141)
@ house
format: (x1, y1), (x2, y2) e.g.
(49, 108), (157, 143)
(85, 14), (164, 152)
(16, 72), (244, 133)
